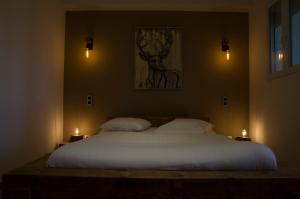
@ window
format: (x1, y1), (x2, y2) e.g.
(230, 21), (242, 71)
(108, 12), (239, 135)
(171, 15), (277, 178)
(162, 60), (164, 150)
(290, 0), (300, 66)
(269, 0), (300, 75)
(269, 0), (284, 73)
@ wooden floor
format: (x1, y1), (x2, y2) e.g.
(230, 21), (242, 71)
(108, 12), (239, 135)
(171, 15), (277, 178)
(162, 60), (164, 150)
(2, 155), (300, 199)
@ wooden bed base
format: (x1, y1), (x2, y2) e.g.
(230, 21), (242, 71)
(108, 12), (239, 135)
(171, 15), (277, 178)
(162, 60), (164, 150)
(2, 155), (300, 199)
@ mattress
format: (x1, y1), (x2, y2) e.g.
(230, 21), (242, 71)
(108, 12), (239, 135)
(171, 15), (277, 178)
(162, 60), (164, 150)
(48, 128), (277, 170)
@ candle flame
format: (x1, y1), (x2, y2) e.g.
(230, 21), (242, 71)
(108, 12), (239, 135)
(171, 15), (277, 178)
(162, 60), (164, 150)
(75, 128), (80, 136)
(278, 52), (283, 61)
(242, 129), (247, 138)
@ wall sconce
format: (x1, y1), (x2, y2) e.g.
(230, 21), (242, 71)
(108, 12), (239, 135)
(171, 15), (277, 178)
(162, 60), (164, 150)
(222, 39), (230, 61)
(85, 37), (93, 59)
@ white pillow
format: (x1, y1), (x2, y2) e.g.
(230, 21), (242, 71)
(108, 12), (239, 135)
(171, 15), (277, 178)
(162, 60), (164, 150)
(101, 117), (151, 132)
(154, 118), (214, 134)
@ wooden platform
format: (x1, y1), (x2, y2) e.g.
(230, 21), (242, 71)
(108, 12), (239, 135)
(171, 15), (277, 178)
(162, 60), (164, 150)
(2, 155), (300, 199)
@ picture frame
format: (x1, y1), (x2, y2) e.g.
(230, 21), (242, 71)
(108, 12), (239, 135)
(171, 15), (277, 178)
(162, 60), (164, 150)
(134, 27), (183, 89)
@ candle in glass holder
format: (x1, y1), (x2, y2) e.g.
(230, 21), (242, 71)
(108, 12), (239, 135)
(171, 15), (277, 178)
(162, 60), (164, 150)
(70, 128), (84, 142)
(75, 128), (80, 136)
(242, 129), (247, 138)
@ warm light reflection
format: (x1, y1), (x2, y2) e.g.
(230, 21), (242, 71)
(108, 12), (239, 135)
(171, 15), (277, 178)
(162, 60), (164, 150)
(50, 109), (63, 148)
(251, 118), (265, 144)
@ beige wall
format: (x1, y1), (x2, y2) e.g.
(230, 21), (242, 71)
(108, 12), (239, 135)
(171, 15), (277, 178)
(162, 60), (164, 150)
(0, 0), (65, 180)
(64, 11), (249, 140)
(250, 0), (300, 166)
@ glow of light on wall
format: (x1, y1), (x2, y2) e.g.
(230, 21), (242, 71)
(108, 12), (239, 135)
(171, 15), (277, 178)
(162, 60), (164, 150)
(252, 118), (265, 144)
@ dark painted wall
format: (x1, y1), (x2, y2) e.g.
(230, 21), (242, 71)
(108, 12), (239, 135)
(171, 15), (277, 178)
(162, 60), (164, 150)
(64, 11), (249, 139)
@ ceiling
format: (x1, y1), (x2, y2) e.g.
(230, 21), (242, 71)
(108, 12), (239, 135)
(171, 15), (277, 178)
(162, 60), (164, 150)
(61, 0), (254, 12)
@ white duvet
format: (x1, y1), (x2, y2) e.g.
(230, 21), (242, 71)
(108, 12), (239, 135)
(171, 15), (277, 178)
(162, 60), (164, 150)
(48, 129), (277, 170)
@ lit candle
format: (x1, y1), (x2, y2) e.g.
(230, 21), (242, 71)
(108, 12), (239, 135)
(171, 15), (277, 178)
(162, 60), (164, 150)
(278, 52), (283, 61)
(75, 128), (80, 136)
(242, 129), (247, 138)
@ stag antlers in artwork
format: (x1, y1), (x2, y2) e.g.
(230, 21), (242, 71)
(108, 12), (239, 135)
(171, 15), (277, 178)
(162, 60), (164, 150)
(136, 28), (182, 89)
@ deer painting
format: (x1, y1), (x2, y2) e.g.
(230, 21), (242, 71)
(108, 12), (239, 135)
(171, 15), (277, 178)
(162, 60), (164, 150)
(135, 28), (183, 89)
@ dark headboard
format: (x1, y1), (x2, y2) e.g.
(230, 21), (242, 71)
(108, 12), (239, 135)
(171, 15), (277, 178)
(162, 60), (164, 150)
(106, 116), (210, 127)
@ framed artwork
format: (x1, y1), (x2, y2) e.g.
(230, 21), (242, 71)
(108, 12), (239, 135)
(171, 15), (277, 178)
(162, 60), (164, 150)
(135, 27), (183, 89)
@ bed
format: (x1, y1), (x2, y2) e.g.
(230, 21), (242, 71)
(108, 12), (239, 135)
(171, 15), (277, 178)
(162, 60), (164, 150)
(3, 117), (300, 199)
(48, 125), (277, 170)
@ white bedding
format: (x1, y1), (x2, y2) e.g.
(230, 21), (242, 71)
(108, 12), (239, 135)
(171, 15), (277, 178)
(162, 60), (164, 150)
(48, 128), (277, 170)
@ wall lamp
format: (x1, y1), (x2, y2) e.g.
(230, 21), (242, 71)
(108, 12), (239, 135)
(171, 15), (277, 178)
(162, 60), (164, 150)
(222, 39), (230, 61)
(86, 37), (93, 59)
